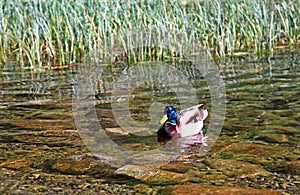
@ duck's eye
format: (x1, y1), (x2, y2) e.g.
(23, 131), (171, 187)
(164, 106), (173, 114)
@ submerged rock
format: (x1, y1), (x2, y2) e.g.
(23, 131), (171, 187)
(218, 143), (296, 162)
(115, 164), (186, 185)
(161, 162), (194, 173)
(254, 133), (289, 143)
(205, 159), (271, 178)
(11, 118), (75, 131)
(159, 184), (281, 195)
(0, 157), (29, 170)
(273, 160), (300, 175)
(46, 154), (116, 175)
(13, 130), (84, 147)
(105, 128), (129, 135)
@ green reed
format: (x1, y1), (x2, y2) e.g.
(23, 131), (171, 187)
(0, 0), (299, 68)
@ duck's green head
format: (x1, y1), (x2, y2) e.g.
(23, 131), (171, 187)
(162, 105), (177, 124)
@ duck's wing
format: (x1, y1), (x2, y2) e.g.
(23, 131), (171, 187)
(178, 104), (208, 124)
(177, 105), (208, 137)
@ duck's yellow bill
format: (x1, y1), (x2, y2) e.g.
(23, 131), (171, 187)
(160, 114), (168, 124)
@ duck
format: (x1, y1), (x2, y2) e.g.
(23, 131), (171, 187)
(157, 104), (208, 142)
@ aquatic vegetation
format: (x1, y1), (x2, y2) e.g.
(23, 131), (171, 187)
(0, 0), (299, 68)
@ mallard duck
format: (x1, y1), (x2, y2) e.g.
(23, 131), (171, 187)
(157, 104), (208, 142)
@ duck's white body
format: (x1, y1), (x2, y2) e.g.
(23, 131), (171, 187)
(177, 104), (208, 137)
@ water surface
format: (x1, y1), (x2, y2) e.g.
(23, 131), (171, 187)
(0, 48), (299, 194)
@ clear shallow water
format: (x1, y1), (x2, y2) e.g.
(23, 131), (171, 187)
(0, 49), (299, 194)
(222, 51), (300, 143)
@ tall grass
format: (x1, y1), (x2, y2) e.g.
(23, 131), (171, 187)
(0, 0), (299, 68)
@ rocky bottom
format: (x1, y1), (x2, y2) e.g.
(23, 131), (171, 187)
(0, 129), (299, 194)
